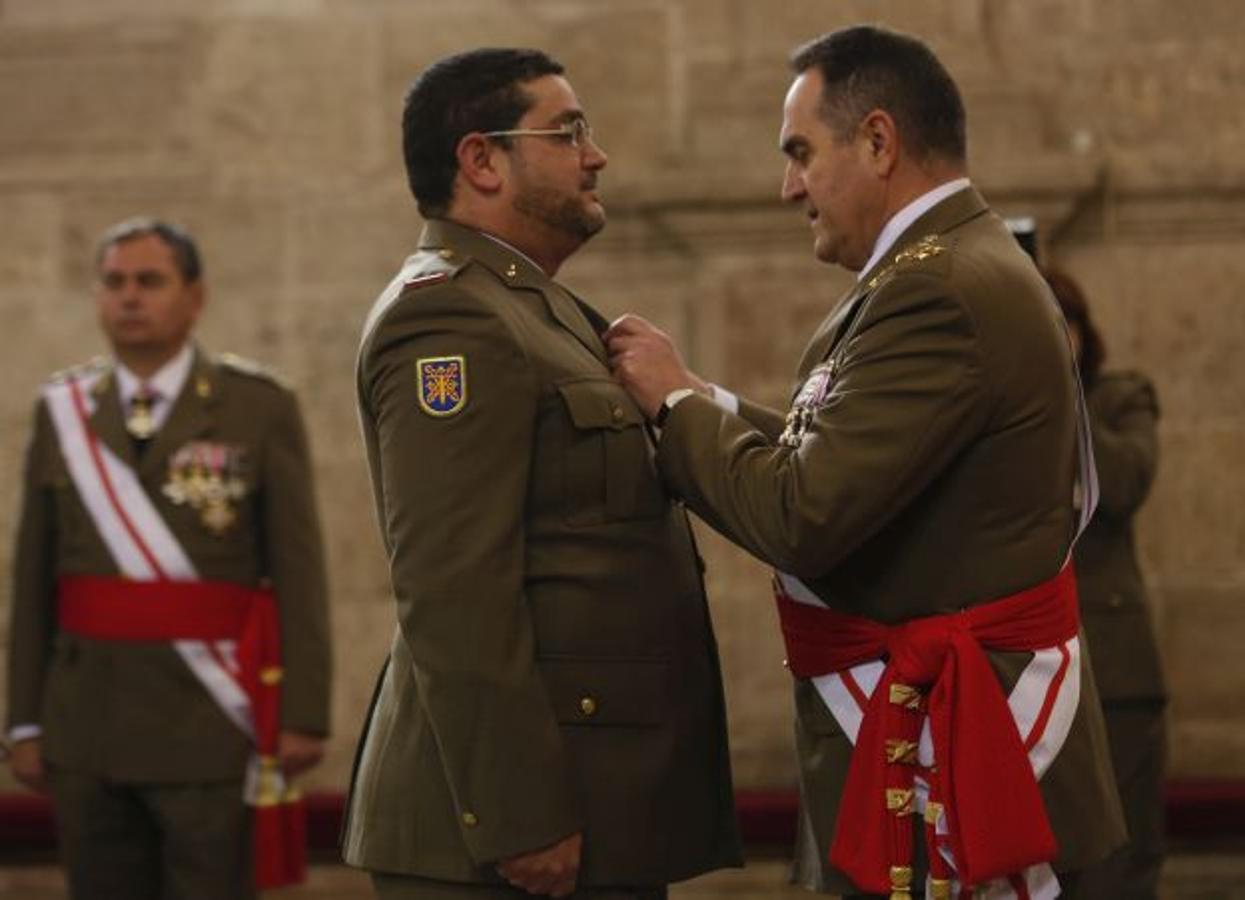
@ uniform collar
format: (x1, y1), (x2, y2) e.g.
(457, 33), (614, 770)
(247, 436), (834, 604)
(418, 218), (551, 288)
(858, 177), (972, 281)
(417, 218), (607, 365)
(114, 341), (194, 409)
(855, 183), (989, 291)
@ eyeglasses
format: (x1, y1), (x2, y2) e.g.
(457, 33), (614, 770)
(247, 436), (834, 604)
(483, 119), (595, 149)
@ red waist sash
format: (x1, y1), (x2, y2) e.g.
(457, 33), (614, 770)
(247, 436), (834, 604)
(58, 575), (255, 641)
(56, 574), (304, 890)
(774, 564), (1080, 894)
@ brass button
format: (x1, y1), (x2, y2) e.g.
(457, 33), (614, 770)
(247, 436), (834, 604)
(610, 405), (624, 422)
(506, 263), (518, 278)
(1107, 593), (1124, 609)
(439, 248), (455, 260)
(578, 696), (597, 717)
(461, 811), (478, 827)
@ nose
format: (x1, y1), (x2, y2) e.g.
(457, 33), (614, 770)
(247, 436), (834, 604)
(582, 135), (607, 170)
(781, 162), (804, 204)
(120, 278), (144, 306)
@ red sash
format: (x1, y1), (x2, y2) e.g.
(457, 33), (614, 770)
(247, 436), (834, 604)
(774, 565), (1080, 894)
(57, 575), (306, 889)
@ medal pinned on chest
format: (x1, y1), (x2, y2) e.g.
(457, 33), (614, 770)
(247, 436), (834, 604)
(778, 359), (837, 449)
(162, 441), (249, 536)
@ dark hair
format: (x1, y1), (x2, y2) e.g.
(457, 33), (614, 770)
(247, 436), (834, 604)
(402, 48), (565, 217)
(1043, 267), (1106, 385)
(95, 217), (202, 283)
(790, 25), (966, 164)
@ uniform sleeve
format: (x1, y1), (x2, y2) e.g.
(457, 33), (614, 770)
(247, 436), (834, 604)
(260, 387), (332, 735)
(360, 285), (580, 863)
(1088, 373), (1159, 521)
(657, 273), (987, 581)
(735, 396), (788, 442)
(6, 400), (59, 733)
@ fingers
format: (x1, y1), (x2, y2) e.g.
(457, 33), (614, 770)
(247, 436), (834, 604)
(277, 732), (325, 777)
(498, 861), (576, 896)
(496, 833), (582, 897)
(603, 313), (651, 342)
(10, 741), (48, 793)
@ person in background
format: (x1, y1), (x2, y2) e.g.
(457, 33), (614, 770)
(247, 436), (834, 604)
(5, 217), (332, 900)
(1045, 267), (1166, 900)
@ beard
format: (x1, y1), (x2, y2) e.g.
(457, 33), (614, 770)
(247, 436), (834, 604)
(512, 176), (605, 243)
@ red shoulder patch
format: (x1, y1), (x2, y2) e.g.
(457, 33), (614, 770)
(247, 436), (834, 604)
(404, 272), (449, 290)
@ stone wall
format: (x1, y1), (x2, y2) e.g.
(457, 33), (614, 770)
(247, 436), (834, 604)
(1, 0), (1242, 791)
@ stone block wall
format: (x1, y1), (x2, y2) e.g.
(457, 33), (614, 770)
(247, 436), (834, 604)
(1, 0), (1242, 792)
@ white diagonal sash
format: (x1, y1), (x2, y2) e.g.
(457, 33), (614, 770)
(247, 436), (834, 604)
(43, 372), (254, 739)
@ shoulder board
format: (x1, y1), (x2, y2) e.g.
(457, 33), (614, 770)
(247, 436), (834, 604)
(47, 356), (109, 385)
(866, 233), (948, 292)
(217, 352), (287, 387)
(400, 246), (473, 294)
(404, 271), (451, 291)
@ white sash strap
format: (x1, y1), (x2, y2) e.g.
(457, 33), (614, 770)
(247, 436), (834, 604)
(43, 374), (254, 739)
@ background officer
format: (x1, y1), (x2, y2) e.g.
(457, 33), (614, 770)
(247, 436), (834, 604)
(5, 217), (331, 899)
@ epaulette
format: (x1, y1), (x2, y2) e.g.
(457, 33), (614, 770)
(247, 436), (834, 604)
(217, 352), (288, 388)
(401, 248), (470, 294)
(47, 356), (109, 385)
(865, 233), (949, 292)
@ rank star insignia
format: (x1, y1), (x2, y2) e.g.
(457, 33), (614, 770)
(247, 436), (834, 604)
(417, 356), (467, 417)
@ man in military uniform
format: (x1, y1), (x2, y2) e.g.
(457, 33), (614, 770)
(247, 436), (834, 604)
(607, 26), (1125, 899)
(5, 218), (332, 899)
(342, 48), (740, 899)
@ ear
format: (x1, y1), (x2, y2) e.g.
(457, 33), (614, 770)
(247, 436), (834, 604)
(455, 132), (506, 196)
(859, 109), (900, 176)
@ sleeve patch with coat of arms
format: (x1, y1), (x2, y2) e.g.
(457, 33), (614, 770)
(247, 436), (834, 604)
(416, 356), (467, 417)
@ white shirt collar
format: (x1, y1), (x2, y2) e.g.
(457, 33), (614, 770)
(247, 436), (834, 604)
(115, 342), (194, 413)
(858, 177), (972, 281)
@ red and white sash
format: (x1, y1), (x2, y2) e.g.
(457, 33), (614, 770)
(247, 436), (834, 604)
(777, 570), (1074, 900)
(776, 342), (1099, 899)
(43, 371), (258, 740)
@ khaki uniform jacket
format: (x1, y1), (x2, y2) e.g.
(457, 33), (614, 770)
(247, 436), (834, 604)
(655, 188), (1125, 889)
(342, 220), (741, 887)
(1074, 371), (1166, 702)
(5, 350), (331, 782)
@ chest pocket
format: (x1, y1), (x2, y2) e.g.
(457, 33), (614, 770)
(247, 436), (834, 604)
(555, 378), (666, 525)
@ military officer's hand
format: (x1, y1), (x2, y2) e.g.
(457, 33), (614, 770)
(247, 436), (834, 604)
(605, 314), (708, 419)
(497, 830), (582, 897)
(277, 730), (325, 778)
(9, 738), (48, 793)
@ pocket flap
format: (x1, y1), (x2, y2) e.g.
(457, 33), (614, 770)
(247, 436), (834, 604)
(556, 379), (645, 430)
(538, 656), (667, 726)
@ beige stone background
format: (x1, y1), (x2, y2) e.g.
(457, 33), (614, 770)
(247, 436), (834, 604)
(0, 0), (1242, 796)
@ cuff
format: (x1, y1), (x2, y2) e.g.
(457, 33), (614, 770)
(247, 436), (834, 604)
(7, 724), (42, 744)
(707, 383), (739, 415)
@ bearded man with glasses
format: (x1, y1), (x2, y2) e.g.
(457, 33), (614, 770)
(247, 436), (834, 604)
(341, 48), (741, 900)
